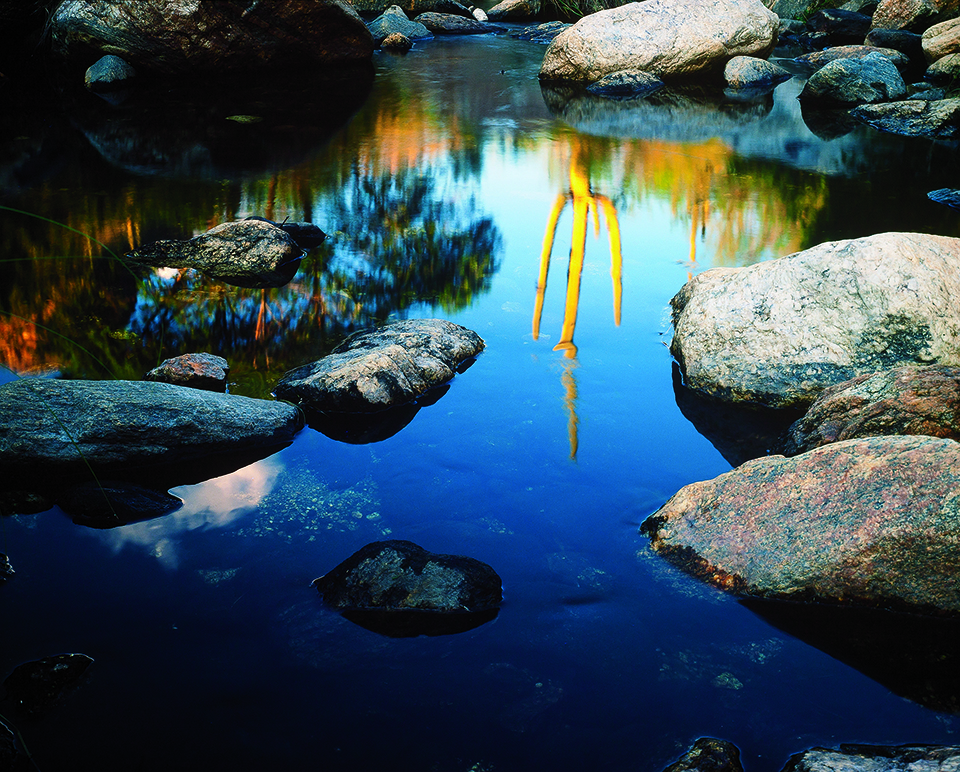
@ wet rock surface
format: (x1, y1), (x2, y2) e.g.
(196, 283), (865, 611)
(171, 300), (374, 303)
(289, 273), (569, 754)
(128, 219), (304, 289)
(84, 54), (136, 90)
(368, 5), (434, 46)
(0, 378), (303, 485)
(274, 318), (484, 412)
(723, 56), (792, 89)
(51, 0), (374, 74)
(783, 745), (960, 772)
(794, 45), (910, 73)
(643, 435), (960, 616)
(783, 364), (960, 455)
(851, 97), (960, 137)
(662, 738), (744, 772)
(59, 480), (184, 527)
(3, 653), (94, 718)
(799, 51), (906, 105)
(145, 353), (230, 392)
(538, 0), (779, 83)
(670, 232), (960, 408)
(413, 11), (504, 33)
(314, 540), (502, 636)
(586, 70), (665, 98)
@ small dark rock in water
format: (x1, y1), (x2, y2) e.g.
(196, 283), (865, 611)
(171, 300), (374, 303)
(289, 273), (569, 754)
(662, 737), (743, 772)
(59, 480), (183, 528)
(84, 54), (136, 90)
(512, 21), (570, 44)
(782, 744), (960, 772)
(0, 552), (13, 582)
(145, 352), (230, 392)
(127, 219), (303, 289)
(586, 70), (664, 99)
(0, 489), (52, 516)
(413, 12), (505, 34)
(929, 188), (960, 209)
(314, 540), (502, 636)
(381, 32), (413, 52)
(275, 318), (484, 412)
(3, 653), (94, 718)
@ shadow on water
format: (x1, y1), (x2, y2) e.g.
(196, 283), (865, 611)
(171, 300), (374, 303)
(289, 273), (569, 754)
(671, 364), (802, 466)
(340, 607), (500, 637)
(742, 598), (960, 714)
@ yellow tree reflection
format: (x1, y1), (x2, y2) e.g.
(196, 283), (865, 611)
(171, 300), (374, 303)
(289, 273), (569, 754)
(533, 144), (622, 460)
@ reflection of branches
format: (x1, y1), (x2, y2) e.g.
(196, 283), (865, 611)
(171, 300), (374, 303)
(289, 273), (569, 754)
(535, 145), (622, 461)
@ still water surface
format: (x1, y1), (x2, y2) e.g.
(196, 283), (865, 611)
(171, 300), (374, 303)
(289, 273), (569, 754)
(2, 30), (960, 772)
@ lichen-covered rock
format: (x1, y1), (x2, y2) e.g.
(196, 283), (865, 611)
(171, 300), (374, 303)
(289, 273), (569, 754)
(794, 45), (910, 73)
(145, 353), (229, 392)
(487, 0), (540, 20)
(799, 52), (907, 105)
(926, 51), (960, 80)
(381, 31), (413, 51)
(723, 56), (791, 89)
(314, 540), (503, 613)
(367, 5), (433, 46)
(51, 0), (374, 74)
(0, 378), (303, 483)
(783, 364), (960, 454)
(670, 232), (960, 408)
(538, 0), (779, 83)
(84, 54), (136, 90)
(274, 318), (484, 412)
(662, 738), (744, 772)
(851, 97), (960, 137)
(922, 16), (960, 61)
(128, 220), (303, 289)
(783, 745), (960, 772)
(642, 435), (960, 616)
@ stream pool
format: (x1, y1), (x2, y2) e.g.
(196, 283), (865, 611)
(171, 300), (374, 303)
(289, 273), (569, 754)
(2, 27), (960, 772)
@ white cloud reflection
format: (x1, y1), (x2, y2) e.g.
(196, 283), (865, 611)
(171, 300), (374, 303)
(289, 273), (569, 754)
(95, 455), (284, 569)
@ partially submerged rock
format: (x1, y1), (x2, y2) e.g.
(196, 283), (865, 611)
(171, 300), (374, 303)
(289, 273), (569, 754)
(662, 738), (744, 772)
(794, 45), (910, 73)
(0, 553), (12, 582)
(59, 480), (184, 528)
(3, 653), (94, 718)
(586, 70), (665, 99)
(128, 219), (303, 289)
(314, 540), (502, 636)
(929, 187), (960, 208)
(368, 5), (433, 46)
(670, 232), (960, 408)
(783, 745), (960, 772)
(642, 435), (960, 616)
(84, 54), (136, 90)
(538, 0), (779, 84)
(851, 97), (960, 137)
(274, 318), (484, 412)
(799, 52), (906, 106)
(145, 352), (230, 392)
(413, 12), (504, 33)
(381, 32), (413, 52)
(51, 0), (374, 74)
(783, 365), (960, 455)
(0, 378), (303, 485)
(723, 56), (791, 89)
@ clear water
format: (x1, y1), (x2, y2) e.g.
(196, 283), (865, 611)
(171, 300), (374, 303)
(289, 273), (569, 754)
(2, 30), (960, 772)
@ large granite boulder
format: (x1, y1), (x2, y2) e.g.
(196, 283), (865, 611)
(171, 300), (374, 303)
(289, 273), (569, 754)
(871, 0), (959, 33)
(368, 5), (434, 46)
(0, 378), (303, 483)
(538, 0), (779, 84)
(127, 219), (303, 289)
(851, 97), (960, 137)
(670, 232), (960, 409)
(783, 364), (960, 454)
(314, 540), (502, 636)
(799, 51), (907, 105)
(50, 0), (374, 74)
(783, 745), (960, 772)
(642, 435), (960, 616)
(274, 319), (484, 412)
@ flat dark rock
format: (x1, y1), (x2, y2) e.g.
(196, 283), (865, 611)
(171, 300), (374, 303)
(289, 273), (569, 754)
(413, 12), (505, 33)
(0, 379), (303, 485)
(274, 318), (484, 412)
(3, 654), (94, 718)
